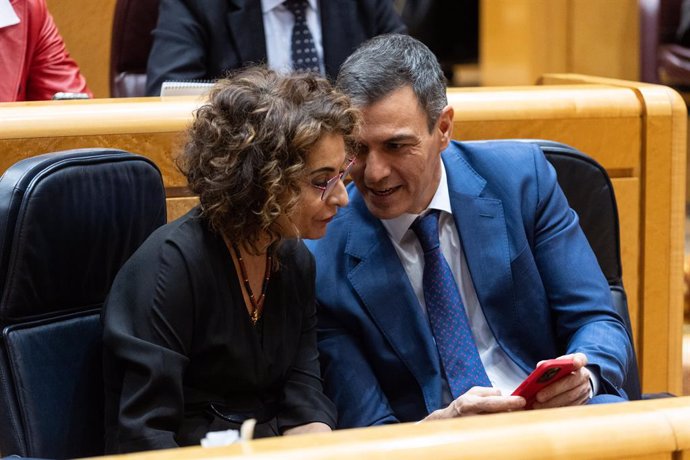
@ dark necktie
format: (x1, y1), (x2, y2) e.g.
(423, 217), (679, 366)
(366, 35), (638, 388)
(411, 210), (492, 398)
(284, 0), (321, 73)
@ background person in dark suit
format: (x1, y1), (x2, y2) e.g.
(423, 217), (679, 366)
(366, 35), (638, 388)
(145, 0), (406, 96)
(307, 34), (632, 428)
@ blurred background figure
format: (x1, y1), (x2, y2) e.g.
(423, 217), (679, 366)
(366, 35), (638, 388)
(145, 0), (407, 96)
(0, 0), (92, 102)
(394, 0), (478, 84)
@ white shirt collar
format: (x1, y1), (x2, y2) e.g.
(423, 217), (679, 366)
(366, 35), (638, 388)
(262, 0), (318, 13)
(0, 0), (19, 29)
(381, 162), (452, 244)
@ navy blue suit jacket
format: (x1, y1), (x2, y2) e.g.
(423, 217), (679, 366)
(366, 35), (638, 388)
(145, 0), (406, 95)
(307, 141), (633, 428)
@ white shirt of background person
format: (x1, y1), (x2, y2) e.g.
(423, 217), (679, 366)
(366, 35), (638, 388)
(262, 0), (325, 75)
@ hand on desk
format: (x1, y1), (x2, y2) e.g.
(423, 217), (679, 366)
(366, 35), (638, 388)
(422, 386), (525, 421)
(531, 352), (591, 409)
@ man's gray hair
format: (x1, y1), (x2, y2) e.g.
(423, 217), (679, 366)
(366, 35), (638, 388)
(336, 34), (448, 132)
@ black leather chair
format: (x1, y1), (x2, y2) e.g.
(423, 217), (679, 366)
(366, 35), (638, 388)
(110, 0), (160, 97)
(466, 139), (642, 400)
(0, 149), (166, 458)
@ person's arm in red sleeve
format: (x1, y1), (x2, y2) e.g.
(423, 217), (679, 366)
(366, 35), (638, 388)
(25, 0), (92, 101)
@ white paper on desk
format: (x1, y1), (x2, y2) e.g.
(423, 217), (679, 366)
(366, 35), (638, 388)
(0, 0), (19, 29)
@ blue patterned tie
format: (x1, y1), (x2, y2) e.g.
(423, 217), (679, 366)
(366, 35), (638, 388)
(284, 0), (321, 73)
(411, 210), (492, 397)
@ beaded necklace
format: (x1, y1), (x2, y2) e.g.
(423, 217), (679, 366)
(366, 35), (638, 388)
(232, 243), (272, 326)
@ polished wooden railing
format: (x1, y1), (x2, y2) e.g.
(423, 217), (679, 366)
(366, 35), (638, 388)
(87, 397), (690, 460)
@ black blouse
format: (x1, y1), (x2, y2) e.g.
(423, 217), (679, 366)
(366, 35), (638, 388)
(102, 208), (336, 453)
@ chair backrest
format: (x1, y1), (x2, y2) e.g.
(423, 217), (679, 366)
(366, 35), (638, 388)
(110, 0), (160, 97)
(0, 149), (166, 458)
(466, 139), (641, 400)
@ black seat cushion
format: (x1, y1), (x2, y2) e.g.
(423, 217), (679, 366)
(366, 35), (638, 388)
(3, 311), (103, 458)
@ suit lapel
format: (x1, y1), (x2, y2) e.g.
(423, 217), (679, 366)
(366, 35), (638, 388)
(443, 147), (515, 328)
(346, 195), (443, 409)
(226, 0), (267, 66)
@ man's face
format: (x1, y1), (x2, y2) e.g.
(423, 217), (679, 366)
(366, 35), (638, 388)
(350, 85), (453, 220)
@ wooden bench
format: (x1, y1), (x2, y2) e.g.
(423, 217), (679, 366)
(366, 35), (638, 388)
(0, 74), (684, 395)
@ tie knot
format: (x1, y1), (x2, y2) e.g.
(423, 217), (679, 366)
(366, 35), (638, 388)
(411, 210), (441, 253)
(285, 0), (307, 16)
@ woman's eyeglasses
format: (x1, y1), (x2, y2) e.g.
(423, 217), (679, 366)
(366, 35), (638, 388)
(312, 157), (356, 201)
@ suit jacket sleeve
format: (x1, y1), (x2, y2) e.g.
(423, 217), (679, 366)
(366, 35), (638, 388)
(528, 146), (632, 395)
(372, 0), (407, 34)
(25, 0), (91, 100)
(318, 301), (400, 427)
(146, 0), (209, 96)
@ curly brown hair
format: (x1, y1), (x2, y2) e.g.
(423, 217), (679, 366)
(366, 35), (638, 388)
(177, 67), (359, 253)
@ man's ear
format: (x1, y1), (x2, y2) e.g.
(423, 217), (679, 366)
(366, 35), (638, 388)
(437, 105), (454, 148)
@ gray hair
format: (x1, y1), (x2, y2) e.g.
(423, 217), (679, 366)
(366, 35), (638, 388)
(336, 34), (447, 132)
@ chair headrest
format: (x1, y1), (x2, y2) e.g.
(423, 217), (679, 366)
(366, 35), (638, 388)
(0, 148), (166, 322)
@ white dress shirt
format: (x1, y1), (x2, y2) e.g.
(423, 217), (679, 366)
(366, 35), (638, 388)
(380, 162), (529, 401)
(0, 0), (19, 29)
(261, 0), (325, 75)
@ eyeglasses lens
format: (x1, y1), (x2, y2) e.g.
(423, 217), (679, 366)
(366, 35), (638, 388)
(321, 158), (355, 201)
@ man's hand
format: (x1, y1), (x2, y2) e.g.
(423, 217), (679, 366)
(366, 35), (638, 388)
(422, 386), (525, 421)
(531, 352), (591, 409)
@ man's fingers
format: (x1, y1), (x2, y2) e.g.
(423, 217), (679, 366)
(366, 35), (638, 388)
(535, 368), (589, 403)
(532, 382), (590, 409)
(556, 352), (588, 369)
(465, 386), (502, 397)
(460, 395), (526, 416)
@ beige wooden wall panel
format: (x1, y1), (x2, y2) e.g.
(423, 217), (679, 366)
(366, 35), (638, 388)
(569, 0), (639, 81)
(480, 0), (567, 86)
(91, 398), (690, 460)
(45, 0), (117, 98)
(481, 0), (639, 86)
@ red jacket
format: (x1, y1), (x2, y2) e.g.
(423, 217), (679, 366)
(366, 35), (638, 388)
(0, 0), (92, 101)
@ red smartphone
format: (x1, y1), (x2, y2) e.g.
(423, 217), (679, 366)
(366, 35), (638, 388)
(511, 358), (576, 409)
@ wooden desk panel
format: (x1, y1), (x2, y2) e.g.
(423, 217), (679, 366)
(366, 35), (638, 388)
(90, 398), (690, 460)
(448, 86), (642, 173)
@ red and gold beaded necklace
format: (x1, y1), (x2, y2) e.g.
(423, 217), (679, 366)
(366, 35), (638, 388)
(231, 243), (272, 326)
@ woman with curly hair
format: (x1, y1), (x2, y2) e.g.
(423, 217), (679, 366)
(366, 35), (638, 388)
(101, 67), (358, 453)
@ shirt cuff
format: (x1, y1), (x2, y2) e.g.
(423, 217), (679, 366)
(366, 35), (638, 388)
(585, 365), (600, 397)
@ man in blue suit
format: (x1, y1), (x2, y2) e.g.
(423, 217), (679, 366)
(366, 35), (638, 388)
(307, 34), (633, 428)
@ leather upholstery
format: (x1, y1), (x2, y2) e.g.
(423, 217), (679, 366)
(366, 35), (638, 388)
(0, 148), (166, 458)
(529, 140), (641, 400)
(110, 0), (160, 97)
